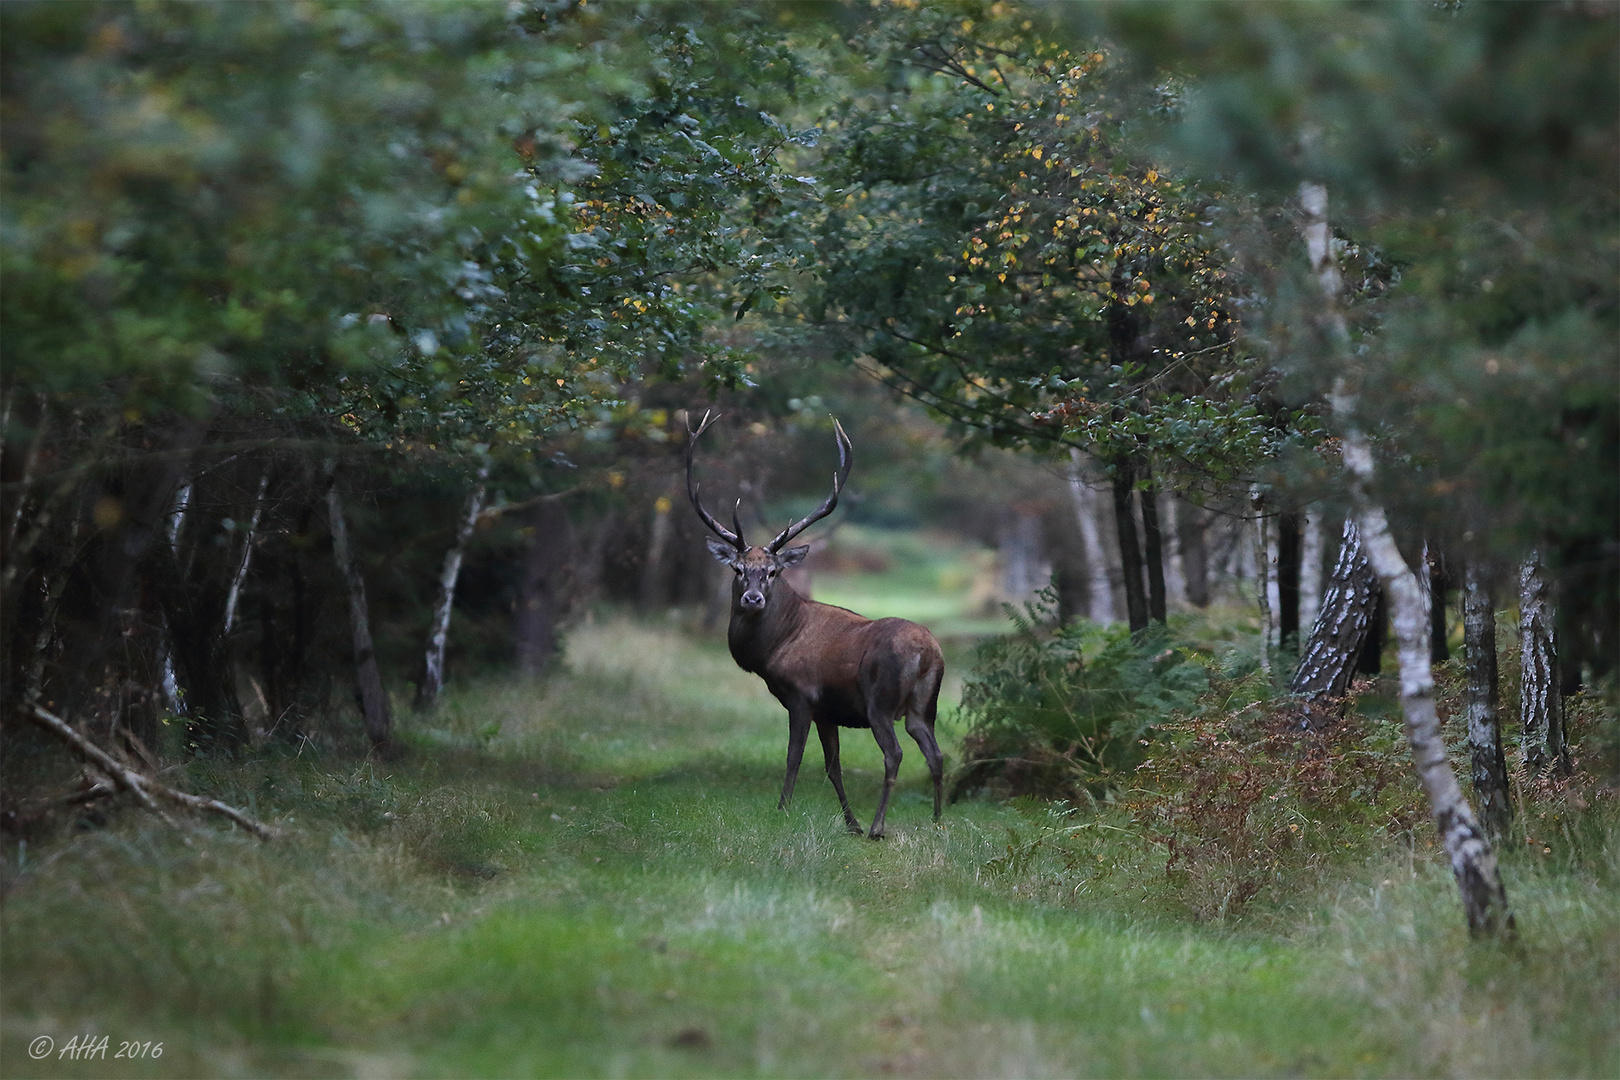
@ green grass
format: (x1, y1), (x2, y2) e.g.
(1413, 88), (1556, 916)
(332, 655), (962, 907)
(2, 617), (1617, 1078)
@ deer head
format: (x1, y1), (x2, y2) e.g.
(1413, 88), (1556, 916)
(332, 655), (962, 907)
(686, 410), (852, 612)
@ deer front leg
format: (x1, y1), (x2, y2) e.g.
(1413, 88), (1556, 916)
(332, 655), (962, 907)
(817, 719), (863, 834)
(778, 701), (812, 811)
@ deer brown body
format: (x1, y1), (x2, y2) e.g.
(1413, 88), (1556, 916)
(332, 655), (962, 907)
(688, 413), (945, 839)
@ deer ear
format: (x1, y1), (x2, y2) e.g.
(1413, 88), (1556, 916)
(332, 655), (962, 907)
(777, 545), (810, 567)
(706, 537), (741, 566)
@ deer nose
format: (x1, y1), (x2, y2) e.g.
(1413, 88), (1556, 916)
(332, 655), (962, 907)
(740, 588), (766, 609)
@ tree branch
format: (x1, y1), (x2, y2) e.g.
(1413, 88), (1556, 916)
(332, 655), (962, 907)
(27, 706), (277, 840)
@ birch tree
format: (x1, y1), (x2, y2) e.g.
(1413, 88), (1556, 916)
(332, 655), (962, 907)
(1463, 564), (1513, 840)
(416, 464), (490, 710)
(1303, 182), (1511, 937)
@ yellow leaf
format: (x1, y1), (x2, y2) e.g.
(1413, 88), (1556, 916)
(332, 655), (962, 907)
(1031, 146), (1044, 160)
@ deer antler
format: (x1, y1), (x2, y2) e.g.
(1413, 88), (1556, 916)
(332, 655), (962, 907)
(686, 410), (745, 550)
(768, 419), (852, 552)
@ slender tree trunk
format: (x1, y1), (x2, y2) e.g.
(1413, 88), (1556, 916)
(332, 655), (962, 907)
(1299, 509), (1325, 635)
(1277, 511), (1302, 653)
(1179, 501), (1209, 608)
(416, 467), (488, 709)
(1139, 462), (1167, 625)
(640, 492), (673, 610)
(1428, 549), (1450, 663)
(157, 481), (191, 717)
(1463, 564), (1513, 840)
(1067, 450), (1116, 623)
(2, 393), (46, 556)
(1252, 490), (1272, 677)
(221, 472), (268, 636)
(1111, 459), (1149, 633)
(1356, 593), (1386, 675)
(516, 501), (571, 675)
(1305, 180), (1512, 937)
(1518, 551), (1570, 776)
(1163, 493), (1188, 608)
(324, 462), (392, 753)
(999, 507), (1044, 604)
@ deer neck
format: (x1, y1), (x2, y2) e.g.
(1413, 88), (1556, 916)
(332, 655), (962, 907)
(727, 580), (807, 675)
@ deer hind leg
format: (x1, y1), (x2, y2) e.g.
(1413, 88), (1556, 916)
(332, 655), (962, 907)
(817, 719), (862, 834)
(866, 712), (904, 839)
(778, 703), (812, 811)
(905, 708), (944, 824)
(909, 662), (946, 822)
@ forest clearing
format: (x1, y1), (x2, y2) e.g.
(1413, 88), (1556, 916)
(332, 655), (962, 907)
(2, 2), (1616, 1077)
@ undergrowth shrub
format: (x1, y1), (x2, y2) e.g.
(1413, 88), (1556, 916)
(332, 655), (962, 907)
(949, 595), (1209, 802)
(1124, 672), (1427, 921)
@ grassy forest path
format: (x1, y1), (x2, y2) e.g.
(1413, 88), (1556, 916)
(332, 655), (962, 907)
(3, 617), (1615, 1078)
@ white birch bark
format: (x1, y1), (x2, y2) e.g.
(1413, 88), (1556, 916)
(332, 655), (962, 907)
(222, 472), (269, 636)
(417, 466), (488, 708)
(1299, 509), (1325, 635)
(1304, 181), (1511, 936)
(1067, 449), (1115, 624)
(157, 481), (193, 716)
(1464, 564), (1513, 839)
(1518, 551), (1569, 775)
(1251, 487), (1272, 676)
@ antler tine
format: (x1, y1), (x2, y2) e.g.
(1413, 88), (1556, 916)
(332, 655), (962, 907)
(768, 418), (854, 552)
(685, 409), (743, 549)
(732, 499), (748, 550)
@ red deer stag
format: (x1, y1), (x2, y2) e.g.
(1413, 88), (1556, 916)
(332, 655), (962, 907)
(686, 411), (945, 839)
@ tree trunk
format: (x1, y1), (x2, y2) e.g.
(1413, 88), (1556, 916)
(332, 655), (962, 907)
(1290, 518), (1380, 703)
(1463, 564), (1513, 841)
(416, 468), (488, 709)
(639, 492), (673, 610)
(221, 472), (268, 637)
(1305, 180), (1512, 938)
(1162, 493), (1188, 608)
(1428, 548), (1450, 663)
(157, 481), (191, 717)
(1356, 593), (1386, 675)
(516, 501), (571, 675)
(1, 393), (46, 557)
(324, 463), (392, 753)
(1518, 551), (1570, 776)
(1139, 462), (1167, 624)
(1111, 460), (1149, 633)
(1066, 450), (1116, 623)
(998, 507), (1044, 605)
(1277, 511), (1302, 653)
(1252, 490), (1272, 677)
(1179, 501), (1209, 608)
(1299, 509), (1325, 635)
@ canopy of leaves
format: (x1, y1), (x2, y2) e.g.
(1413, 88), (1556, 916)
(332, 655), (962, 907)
(1, 2), (816, 470)
(1079, 0), (1618, 562)
(800, 3), (1292, 486)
